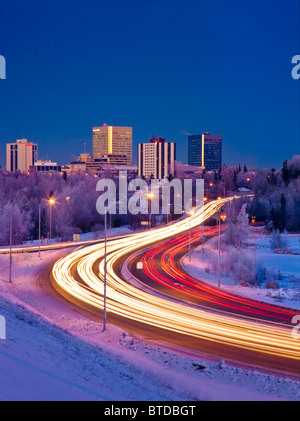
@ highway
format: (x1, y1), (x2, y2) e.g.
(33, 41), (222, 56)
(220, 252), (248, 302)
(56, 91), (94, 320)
(50, 197), (300, 375)
(127, 227), (298, 324)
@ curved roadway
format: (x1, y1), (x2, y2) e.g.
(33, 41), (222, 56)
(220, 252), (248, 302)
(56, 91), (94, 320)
(50, 197), (300, 375)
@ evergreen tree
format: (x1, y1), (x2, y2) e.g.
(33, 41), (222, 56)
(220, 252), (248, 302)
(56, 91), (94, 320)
(269, 168), (276, 184)
(269, 204), (280, 231)
(279, 193), (286, 232)
(281, 159), (290, 185)
(233, 170), (238, 191)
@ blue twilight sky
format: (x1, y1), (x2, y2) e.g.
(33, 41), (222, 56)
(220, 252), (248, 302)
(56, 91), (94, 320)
(0, 0), (299, 170)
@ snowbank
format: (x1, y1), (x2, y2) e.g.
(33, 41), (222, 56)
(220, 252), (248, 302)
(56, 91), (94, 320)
(182, 228), (300, 310)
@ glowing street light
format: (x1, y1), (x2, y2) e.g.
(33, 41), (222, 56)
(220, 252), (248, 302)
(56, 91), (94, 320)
(217, 214), (226, 287)
(211, 213), (227, 288)
(38, 197), (56, 255)
(103, 211), (107, 332)
(48, 198), (55, 244)
(147, 192), (154, 228)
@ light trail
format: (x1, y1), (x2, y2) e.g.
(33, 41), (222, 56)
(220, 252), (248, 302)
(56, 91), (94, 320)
(51, 197), (300, 366)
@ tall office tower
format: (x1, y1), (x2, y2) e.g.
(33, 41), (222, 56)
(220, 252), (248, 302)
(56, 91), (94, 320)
(188, 133), (222, 170)
(138, 137), (176, 179)
(6, 139), (38, 173)
(92, 124), (132, 166)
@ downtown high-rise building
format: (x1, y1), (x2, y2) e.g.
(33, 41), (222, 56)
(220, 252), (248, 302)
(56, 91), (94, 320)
(188, 133), (222, 171)
(138, 137), (176, 179)
(6, 139), (38, 173)
(92, 124), (132, 166)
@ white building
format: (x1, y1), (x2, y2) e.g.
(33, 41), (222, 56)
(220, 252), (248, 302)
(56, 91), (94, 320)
(30, 160), (62, 172)
(138, 137), (176, 179)
(6, 139), (38, 173)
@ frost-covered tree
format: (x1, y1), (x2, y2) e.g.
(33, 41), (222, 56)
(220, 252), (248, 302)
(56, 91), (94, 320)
(0, 202), (33, 246)
(269, 229), (288, 251)
(224, 203), (249, 248)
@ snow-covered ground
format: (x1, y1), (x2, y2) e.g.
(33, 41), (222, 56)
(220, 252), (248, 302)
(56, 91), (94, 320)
(0, 225), (134, 250)
(182, 228), (300, 310)
(0, 232), (299, 401)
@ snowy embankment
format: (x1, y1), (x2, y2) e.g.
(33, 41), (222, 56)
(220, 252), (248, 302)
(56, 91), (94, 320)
(182, 227), (300, 310)
(0, 225), (134, 251)
(0, 232), (299, 400)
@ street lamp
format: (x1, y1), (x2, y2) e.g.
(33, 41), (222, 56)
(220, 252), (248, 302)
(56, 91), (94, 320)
(147, 193), (154, 228)
(217, 214), (226, 287)
(48, 198), (55, 244)
(165, 198), (184, 225)
(210, 213), (227, 288)
(103, 211), (107, 332)
(38, 198), (56, 256)
(102, 199), (124, 332)
(188, 210), (195, 261)
(201, 198), (208, 252)
(9, 211), (12, 283)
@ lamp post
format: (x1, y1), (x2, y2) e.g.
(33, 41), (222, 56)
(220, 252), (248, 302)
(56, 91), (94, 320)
(102, 199), (122, 332)
(147, 193), (154, 228)
(188, 210), (195, 262)
(166, 198), (183, 225)
(8, 197), (58, 282)
(103, 211), (107, 332)
(217, 214), (227, 287)
(202, 197), (208, 252)
(38, 198), (56, 256)
(9, 211), (12, 283)
(38, 204), (41, 257)
(48, 198), (55, 244)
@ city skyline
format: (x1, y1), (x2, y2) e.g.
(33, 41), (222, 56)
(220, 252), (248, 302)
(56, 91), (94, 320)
(0, 0), (299, 171)
(2, 124), (299, 171)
